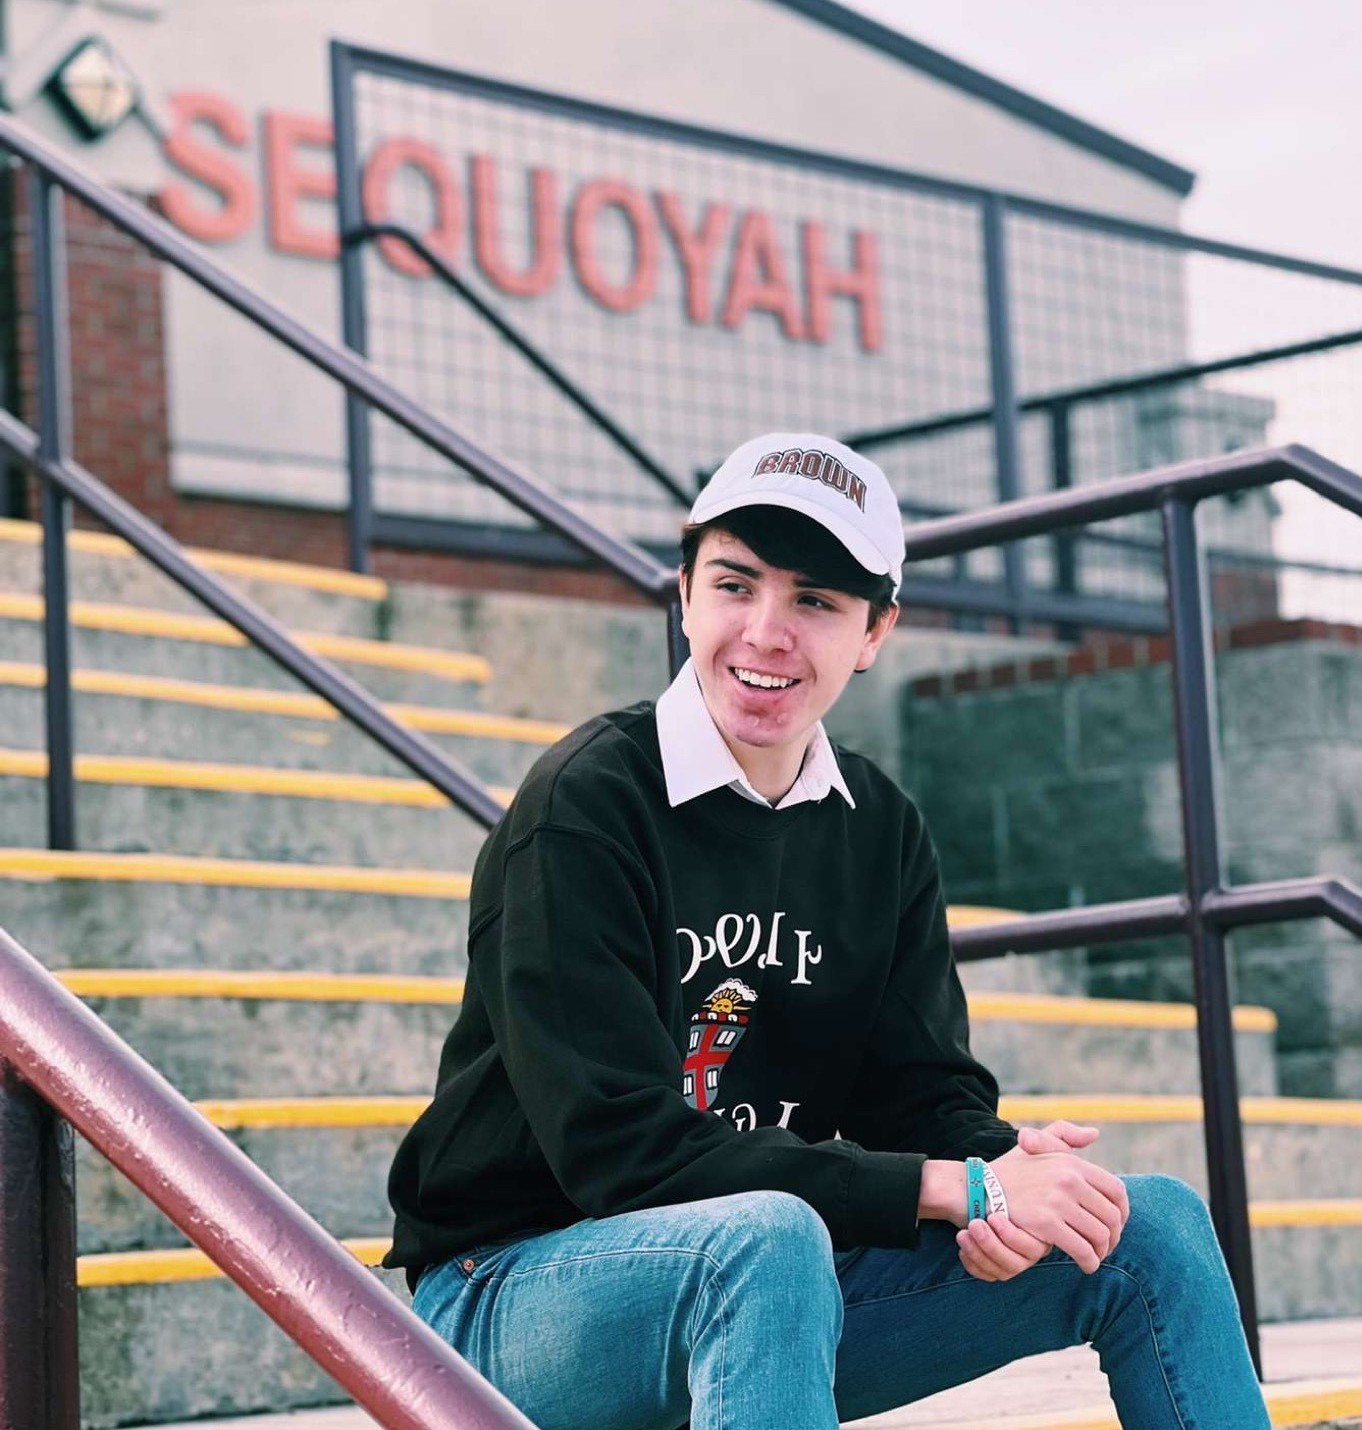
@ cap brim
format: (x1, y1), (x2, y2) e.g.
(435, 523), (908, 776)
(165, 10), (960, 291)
(691, 489), (895, 581)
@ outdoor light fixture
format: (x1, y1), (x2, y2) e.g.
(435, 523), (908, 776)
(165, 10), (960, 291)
(48, 37), (140, 139)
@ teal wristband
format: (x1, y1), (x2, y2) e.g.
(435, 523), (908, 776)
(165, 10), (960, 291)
(965, 1156), (989, 1222)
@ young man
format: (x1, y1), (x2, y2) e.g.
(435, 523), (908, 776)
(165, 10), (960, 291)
(387, 434), (1269, 1429)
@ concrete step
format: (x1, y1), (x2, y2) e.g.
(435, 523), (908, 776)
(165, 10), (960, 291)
(76, 1265), (412, 1429)
(0, 594), (491, 706)
(75, 1117), (402, 1254)
(0, 763), (493, 867)
(68, 994), (454, 1101)
(0, 664), (564, 782)
(0, 517), (391, 637)
(0, 849), (470, 974)
(0, 517), (672, 724)
(970, 991), (1278, 1096)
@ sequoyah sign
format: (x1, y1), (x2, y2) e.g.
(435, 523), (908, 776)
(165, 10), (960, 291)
(158, 91), (885, 352)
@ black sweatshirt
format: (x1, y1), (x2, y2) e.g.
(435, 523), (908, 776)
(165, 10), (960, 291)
(386, 701), (1017, 1285)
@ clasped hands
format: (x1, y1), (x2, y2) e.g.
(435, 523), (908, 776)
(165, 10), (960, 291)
(954, 1121), (1130, 1284)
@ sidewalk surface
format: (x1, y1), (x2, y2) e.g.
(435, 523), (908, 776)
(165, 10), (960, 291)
(161, 1316), (1362, 1429)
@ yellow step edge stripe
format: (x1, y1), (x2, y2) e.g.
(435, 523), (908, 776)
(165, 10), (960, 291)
(1252, 1200), (1362, 1227)
(56, 969), (466, 1003)
(192, 1095), (429, 1129)
(943, 904), (1022, 927)
(0, 662), (568, 744)
(0, 847), (471, 898)
(77, 1237), (390, 1288)
(0, 593), (489, 684)
(0, 517), (388, 600)
(999, 1095), (1362, 1127)
(0, 747), (515, 808)
(1265, 1382), (1362, 1425)
(970, 991), (1277, 1034)
(895, 1381), (1362, 1430)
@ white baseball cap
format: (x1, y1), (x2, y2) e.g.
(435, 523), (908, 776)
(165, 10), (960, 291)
(690, 432), (905, 595)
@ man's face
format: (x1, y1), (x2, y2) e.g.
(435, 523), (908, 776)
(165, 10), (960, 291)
(679, 529), (898, 760)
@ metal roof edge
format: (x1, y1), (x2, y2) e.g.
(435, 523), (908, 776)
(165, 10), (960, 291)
(767, 0), (1197, 197)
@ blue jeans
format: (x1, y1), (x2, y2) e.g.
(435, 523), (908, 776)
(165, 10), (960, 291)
(412, 1174), (1269, 1430)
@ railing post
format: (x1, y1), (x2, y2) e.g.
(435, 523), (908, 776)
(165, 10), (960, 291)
(1, 164), (24, 519)
(1048, 400), (1081, 641)
(981, 194), (1027, 635)
(331, 40), (375, 575)
(0, 1061), (80, 1430)
(1161, 494), (1261, 1377)
(28, 169), (77, 851)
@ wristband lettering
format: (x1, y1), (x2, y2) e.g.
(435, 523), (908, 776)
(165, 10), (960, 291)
(965, 1156), (989, 1222)
(982, 1162), (1009, 1218)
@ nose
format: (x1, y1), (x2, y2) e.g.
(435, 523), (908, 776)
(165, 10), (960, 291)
(741, 591), (795, 652)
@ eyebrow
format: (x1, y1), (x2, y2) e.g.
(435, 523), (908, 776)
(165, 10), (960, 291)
(703, 557), (833, 591)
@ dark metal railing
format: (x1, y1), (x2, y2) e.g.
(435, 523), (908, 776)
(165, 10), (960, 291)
(923, 441), (1362, 1376)
(843, 325), (1362, 454)
(0, 926), (536, 1430)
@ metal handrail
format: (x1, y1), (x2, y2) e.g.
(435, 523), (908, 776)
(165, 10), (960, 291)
(900, 443), (1362, 556)
(346, 220), (693, 507)
(0, 408), (504, 827)
(951, 876), (1362, 961)
(843, 324), (1362, 451)
(0, 927), (535, 1430)
(0, 111), (675, 604)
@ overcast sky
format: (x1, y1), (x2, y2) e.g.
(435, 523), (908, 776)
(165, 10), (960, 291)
(847, 1), (1362, 609)
(847, 0), (1362, 270)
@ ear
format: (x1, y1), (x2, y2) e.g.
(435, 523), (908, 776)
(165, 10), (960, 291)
(677, 564), (691, 638)
(854, 603), (899, 673)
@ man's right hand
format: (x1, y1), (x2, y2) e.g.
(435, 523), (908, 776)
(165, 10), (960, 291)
(989, 1145), (1129, 1274)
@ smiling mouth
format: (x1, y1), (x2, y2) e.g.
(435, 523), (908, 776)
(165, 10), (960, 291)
(730, 666), (802, 692)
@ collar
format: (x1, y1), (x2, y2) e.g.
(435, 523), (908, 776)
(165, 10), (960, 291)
(654, 658), (856, 812)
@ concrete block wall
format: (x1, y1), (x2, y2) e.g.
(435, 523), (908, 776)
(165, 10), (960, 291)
(901, 621), (1362, 1097)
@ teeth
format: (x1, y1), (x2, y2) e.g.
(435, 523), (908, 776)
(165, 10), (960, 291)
(734, 668), (796, 689)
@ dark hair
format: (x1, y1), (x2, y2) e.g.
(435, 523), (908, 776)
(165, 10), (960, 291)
(679, 505), (896, 631)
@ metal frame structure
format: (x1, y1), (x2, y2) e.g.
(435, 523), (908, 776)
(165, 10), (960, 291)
(331, 41), (1362, 630)
(2, 108), (1362, 1413)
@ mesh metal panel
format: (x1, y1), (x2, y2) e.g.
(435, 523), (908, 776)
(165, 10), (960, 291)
(348, 64), (992, 548)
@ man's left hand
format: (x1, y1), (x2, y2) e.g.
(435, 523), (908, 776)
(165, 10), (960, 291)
(955, 1212), (1052, 1282)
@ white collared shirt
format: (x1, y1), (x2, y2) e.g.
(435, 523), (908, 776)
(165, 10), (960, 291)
(654, 658), (856, 812)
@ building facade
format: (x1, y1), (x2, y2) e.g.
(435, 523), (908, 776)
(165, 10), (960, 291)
(1, 0), (1278, 612)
